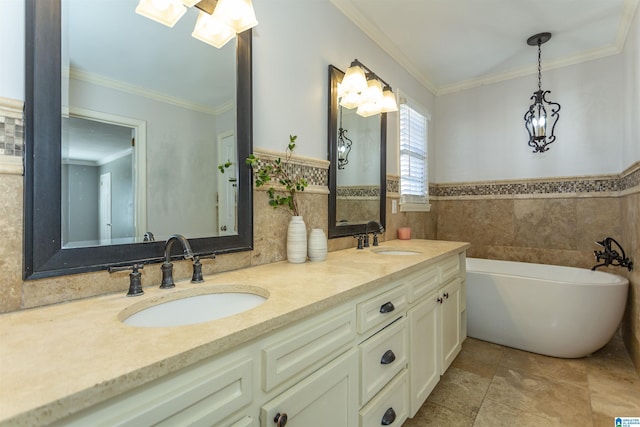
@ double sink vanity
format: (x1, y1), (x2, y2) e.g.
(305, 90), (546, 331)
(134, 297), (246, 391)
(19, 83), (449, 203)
(0, 239), (469, 427)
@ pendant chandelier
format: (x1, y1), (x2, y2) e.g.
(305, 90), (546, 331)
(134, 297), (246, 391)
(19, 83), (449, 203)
(523, 32), (561, 153)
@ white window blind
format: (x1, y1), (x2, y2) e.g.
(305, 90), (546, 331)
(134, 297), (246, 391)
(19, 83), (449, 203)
(399, 101), (429, 211)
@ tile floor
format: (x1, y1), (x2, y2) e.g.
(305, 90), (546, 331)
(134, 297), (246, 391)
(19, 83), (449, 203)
(403, 334), (640, 427)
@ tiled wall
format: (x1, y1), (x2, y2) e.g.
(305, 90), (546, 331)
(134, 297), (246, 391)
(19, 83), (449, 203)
(432, 164), (640, 373)
(1, 99), (638, 373)
(0, 97), (24, 158)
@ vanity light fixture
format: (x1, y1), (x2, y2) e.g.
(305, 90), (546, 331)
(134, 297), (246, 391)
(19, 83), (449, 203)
(135, 0), (258, 49)
(339, 59), (398, 117)
(337, 105), (353, 169)
(523, 32), (561, 153)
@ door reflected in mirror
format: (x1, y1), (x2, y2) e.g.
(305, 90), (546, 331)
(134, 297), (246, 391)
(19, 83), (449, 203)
(62, 0), (238, 248)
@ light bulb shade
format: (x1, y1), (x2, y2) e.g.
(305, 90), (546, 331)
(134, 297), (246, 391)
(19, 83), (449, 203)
(524, 90), (561, 153)
(361, 79), (383, 104)
(192, 10), (236, 48)
(380, 88), (398, 113)
(182, 0), (200, 6)
(356, 101), (381, 117)
(135, 0), (187, 27)
(341, 65), (368, 95)
(214, 0), (259, 33)
(339, 92), (361, 109)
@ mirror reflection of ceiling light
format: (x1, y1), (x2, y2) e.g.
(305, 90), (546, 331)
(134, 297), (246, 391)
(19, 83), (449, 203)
(135, 0), (258, 48)
(339, 59), (398, 117)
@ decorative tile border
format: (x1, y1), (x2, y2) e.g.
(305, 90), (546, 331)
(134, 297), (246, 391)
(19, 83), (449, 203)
(251, 148), (329, 188)
(336, 185), (380, 198)
(432, 162), (640, 199)
(0, 97), (24, 159)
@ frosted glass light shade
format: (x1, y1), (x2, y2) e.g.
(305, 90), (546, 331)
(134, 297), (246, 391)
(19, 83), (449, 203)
(135, 0), (187, 27)
(339, 92), (361, 109)
(361, 79), (383, 104)
(356, 101), (381, 117)
(380, 88), (398, 112)
(214, 0), (259, 33)
(341, 65), (368, 95)
(192, 10), (236, 48)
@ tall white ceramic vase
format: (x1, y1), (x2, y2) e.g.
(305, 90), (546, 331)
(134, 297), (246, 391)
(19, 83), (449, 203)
(287, 216), (307, 263)
(308, 229), (327, 262)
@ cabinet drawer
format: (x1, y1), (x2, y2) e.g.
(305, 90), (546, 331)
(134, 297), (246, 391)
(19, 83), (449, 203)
(55, 354), (254, 427)
(359, 369), (409, 427)
(357, 284), (408, 334)
(262, 305), (355, 392)
(261, 349), (359, 427)
(406, 265), (439, 303)
(439, 254), (460, 284)
(359, 317), (408, 405)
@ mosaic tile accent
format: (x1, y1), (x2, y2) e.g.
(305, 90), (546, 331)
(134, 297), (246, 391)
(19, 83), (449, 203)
(387, 176), (399, 194)
(432, 165), (640, 198)
(620, 165), (640, 191)
(336, 186), (380, 198)
(251, 157), (328, 187)
(0, 116), (24, 157)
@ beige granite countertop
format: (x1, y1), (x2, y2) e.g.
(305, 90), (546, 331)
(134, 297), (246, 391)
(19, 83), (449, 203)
(0, 239), (469, 426)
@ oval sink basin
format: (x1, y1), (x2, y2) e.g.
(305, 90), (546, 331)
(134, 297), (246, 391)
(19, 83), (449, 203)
(373, 249), (421, 256)
(123, 292), (267, 327)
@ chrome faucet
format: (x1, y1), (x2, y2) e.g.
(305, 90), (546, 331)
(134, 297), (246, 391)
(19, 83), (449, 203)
(364, 220), (385, 247)
(160, 234), (194, 289)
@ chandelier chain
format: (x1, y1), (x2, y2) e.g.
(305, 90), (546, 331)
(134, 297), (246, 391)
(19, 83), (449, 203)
(537, 40), (542, 92)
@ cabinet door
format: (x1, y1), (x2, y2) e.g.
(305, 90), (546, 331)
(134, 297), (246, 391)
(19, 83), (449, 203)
(407, 292), (440, 417)
(261, 349), (358, 427)
(440, 278), (462, 373)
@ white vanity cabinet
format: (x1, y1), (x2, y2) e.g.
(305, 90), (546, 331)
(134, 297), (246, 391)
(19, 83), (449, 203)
(406, 253), (465, 417)
(260, 349), (359, 427)
(51, 349), (258, 427)
(46, 250), (467, 427)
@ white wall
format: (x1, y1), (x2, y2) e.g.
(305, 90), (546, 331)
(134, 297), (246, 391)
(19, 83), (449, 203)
(251, 0), (435, 175)
(435, 54), (626, 183)
(0, 0), (24, 101)
(623, 5), (640, 168)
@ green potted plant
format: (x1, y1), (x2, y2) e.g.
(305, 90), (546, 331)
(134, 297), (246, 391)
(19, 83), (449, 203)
(219, 135), (309, 263)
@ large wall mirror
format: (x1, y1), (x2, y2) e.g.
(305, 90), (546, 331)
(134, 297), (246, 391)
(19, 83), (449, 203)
(24, 0), (253, 279)
(327, 65), (386, 239)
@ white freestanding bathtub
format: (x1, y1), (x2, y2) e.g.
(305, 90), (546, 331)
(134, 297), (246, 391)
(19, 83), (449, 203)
(466, 258), (629, 358)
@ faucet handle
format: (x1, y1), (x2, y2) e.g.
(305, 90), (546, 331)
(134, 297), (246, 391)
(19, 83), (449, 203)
(354, 234), (364, 250)
(160, 261), (175, 289)
(191, 253), (216, 283)
(109, 263), (145, 297)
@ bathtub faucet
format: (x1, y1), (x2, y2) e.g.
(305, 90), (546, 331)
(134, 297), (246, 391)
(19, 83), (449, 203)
(591, 237), (633, 272)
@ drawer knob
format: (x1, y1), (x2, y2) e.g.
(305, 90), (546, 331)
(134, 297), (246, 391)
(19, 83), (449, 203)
(437, 297), (443, 304)
(379, 301), (395, 313)
(381, 407), (396, 425)
(380, 349), (396, 365)
(444, 292), (449, 299)
(274, 412), (288, 427)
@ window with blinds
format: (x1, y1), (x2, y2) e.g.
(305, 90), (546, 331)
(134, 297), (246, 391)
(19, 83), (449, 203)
(399, 101), (430, 211)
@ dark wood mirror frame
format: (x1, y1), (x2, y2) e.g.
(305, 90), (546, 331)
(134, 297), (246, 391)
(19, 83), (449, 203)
(327, 65), (387, 239)
(24, 0), (254, 280)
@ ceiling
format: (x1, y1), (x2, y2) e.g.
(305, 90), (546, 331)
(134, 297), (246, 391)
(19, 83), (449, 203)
(331, 0), (639, 95)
